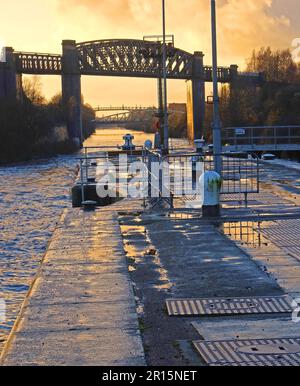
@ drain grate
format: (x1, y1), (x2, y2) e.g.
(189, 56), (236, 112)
(166, 295), (292, 316)
(193, 338), (300, 366)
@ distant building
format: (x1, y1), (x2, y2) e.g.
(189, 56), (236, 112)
(168, 103), (187, 113)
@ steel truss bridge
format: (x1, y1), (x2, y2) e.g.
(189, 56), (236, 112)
(94, 105), (187, 125)
(1, 38), (264, 144)
(94, 105), (157, 112)
(13, 39), (262, 83)
(94, 111), (151, 125)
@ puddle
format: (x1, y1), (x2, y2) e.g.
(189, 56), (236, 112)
(218, 221), (274, 248)
(120, 220), (173, 292)
(157, 212), (200, 220)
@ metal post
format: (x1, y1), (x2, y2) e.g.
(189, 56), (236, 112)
(162, 0), (169, 152)
(80, 159), (85, 205)
(157, 75), (164, 146)
(211, 0), (222, 175)
(85, 147), (88, 182)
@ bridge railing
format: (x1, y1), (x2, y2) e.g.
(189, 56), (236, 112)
(15, 52), (62, 74)
(203, 66), (232, 82)
(223, 126), (300, 150)
(94, 105), (157, 112)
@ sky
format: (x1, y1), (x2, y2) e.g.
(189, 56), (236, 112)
(0, 0), (299, 106)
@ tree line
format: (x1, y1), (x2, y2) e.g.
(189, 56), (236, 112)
(216, 47), (300, 135)
(127, 47), (300, 141)
(0, 76), (95, 164)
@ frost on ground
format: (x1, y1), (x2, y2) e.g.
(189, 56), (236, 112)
(262, 158), (300, 171)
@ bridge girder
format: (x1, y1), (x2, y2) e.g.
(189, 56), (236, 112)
(6, 38), (263, 146)
(94, 105), (157, 112)
(15, 52), (62, 75)
(13, 39), (261, 84)
(95, 111), (152, 125)
(76, 39), (193, 79)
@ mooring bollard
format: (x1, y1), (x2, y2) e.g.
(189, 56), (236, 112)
(122, 134), (136, 151)
(82, 200), (97, 211)
(199, 171), (222, 217)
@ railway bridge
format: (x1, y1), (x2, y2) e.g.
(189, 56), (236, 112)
(0, 38), (263, 147)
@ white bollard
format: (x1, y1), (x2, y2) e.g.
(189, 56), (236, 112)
(199, 171), (222, 217)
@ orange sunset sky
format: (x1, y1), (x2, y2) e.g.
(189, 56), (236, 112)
(1, 0), (299, 106)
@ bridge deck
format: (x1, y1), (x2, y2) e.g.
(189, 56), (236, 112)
(13, 39), (262, 83)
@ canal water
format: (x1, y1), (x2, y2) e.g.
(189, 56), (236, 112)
(0, 127), (156, 352)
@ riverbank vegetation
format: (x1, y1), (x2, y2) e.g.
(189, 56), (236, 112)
(206, 47), (300, 141)
(129, 47), (300, 141)
(126, 103), (187, 138)
(0, 76), (95, 164)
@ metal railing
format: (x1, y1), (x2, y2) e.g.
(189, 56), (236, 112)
(76, 147), (259, 208)
(163, 152), (259, 197)
(77, 146), (146, 204)
(223, 126), (300, 151)
(144, 150), (260, 208)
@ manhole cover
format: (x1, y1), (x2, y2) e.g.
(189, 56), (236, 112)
(193, 338), (300, 366)
(166, 295), (292, 316)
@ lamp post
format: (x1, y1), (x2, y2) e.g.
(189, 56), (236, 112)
(211, 0), (222, 175)
(142, 33), (174, 151)
(162, 0), (169, 153)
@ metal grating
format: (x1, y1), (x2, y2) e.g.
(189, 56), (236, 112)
(260, 219), (300, 261)
(193, 338), (300, 366)
(166, 295), (292, 316)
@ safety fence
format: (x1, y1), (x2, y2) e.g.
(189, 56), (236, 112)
(76, 147), (260, 209)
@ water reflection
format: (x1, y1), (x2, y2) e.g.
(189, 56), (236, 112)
(220, 221), (271, 248)
(120, 222), (173, 292)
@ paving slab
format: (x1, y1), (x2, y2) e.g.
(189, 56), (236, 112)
(192, 315), (300, 341)
(0, 205), (145, 366)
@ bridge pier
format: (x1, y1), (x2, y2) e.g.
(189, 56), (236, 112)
(0, 47), (23, 100)
(62, 40), (83, 148)
(187, 52), (206, 141)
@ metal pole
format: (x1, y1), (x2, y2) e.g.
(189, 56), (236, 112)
(162, 0), (169, 152)
(211, 0), (222, 175)
(158, 74), (164, 146)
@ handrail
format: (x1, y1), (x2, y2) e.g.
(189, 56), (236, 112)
(77, 147), (259, 208)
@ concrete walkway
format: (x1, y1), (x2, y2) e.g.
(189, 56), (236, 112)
(2, 180), (300, 366)
(0, 205), (145, 366)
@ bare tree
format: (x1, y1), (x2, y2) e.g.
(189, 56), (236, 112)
(23, 76), (45, 105)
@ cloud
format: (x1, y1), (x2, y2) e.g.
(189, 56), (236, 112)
(48, 0), (295, 106)
(57, 0), (292, 67)
(218, 0), (290, 63)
